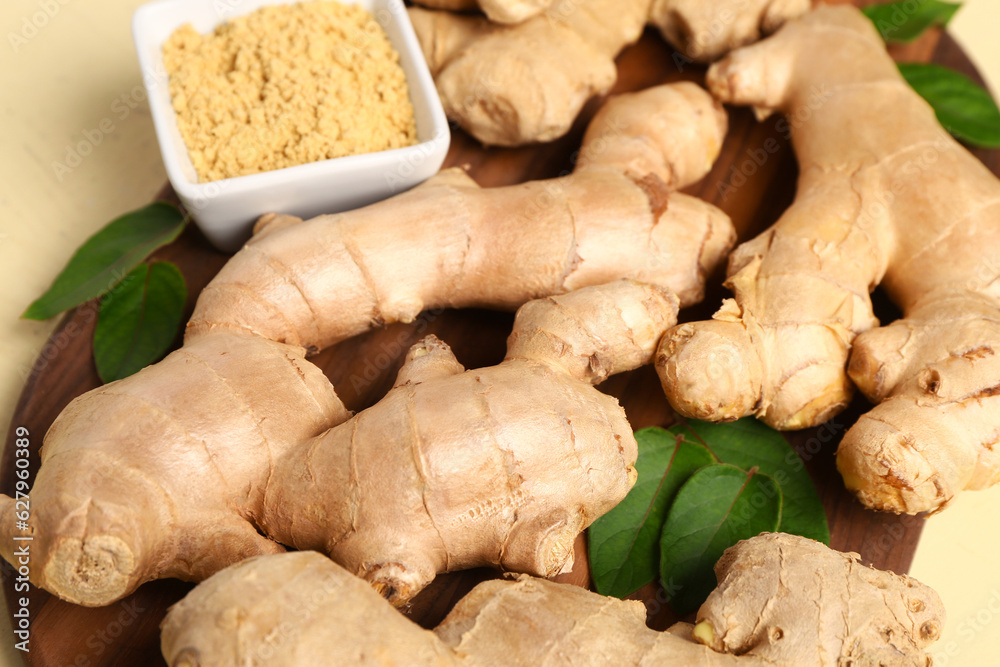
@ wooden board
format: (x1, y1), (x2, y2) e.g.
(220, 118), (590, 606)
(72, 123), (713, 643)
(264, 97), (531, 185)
(4, 14), (996, 667)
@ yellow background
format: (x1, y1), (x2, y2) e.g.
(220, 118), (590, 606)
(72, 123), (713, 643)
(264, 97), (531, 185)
(1, 0), (999, 664)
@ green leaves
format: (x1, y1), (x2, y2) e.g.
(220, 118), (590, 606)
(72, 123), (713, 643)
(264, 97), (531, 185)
(94, 262), (187, 383)
(22, 202), (189, 382)
(587, 418), (828, 613)
(862, 0), (960, 43)
(23, 202), (186, 320)
(899, 63), (1000, 148)
(670, 419), (829, 543)
(860, 1), (1000, 148)
(589, 429), (715, 598)
(659, 465), (781, 614)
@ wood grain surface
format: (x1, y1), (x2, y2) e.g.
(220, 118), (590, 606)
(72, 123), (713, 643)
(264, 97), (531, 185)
(4, 10), (995, 666)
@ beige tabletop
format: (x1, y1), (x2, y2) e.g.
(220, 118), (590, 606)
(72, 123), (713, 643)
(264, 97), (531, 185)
(2, 1), (1000, 665)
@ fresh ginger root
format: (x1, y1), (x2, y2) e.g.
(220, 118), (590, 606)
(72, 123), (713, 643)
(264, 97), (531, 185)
(409, 0), (808, 145)
(161, 533), (944, 666)
(692, 533), (942, 664)
(657, 5), (1000, 514)
(162, 549), (458, 667)
(0, 333), (347, 607)
(649, 0), (811, 63)
(411, 0), (554, 25)
(408, 0), (651, 146)
(0, 82), (734, 606)
(188, 81), (733, 350)
(259, 280), (678, 605)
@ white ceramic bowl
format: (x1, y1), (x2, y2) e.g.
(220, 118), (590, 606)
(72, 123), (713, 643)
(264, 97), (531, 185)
(133, 0), (450, 252)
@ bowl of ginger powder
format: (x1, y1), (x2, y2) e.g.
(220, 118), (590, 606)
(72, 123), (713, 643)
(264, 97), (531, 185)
(134, 0), (449, 251)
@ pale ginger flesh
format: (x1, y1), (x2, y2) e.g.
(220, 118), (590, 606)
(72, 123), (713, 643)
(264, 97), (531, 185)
(161, 533), (944, 667)
(409, 0), (808, 145)
(260, 280), (679, 605)
(657, 5), (1000, 513)
(0, 82), (733, 606)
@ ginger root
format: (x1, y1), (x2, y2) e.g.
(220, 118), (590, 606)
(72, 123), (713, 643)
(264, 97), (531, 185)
(3, 333), (347, 607)
(657, 5), (1000, 514)
(260, 280), (678, 604)
(161, 533), (944, 666)
(188, 81), (733, 350)
(408, 0), (651, 146)
(0, 81), (735, 607)
(649, 0), (811, 63)
(411, 0), (554, 25)
(409, 0), (808, 145)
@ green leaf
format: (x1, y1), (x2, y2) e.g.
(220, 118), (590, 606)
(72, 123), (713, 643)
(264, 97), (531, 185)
(862, 0), (961, 43)
(94, 261), (187, 383)
(23, 202), (186, 320)
(659, 464), (781, 614)
(589, 428), (716, 599)
(899, 62), (1000, 148)
(669, 418), (829, 544)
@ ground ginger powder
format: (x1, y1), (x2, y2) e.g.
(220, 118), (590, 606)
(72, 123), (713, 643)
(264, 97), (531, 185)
(163, 1), (418, 183)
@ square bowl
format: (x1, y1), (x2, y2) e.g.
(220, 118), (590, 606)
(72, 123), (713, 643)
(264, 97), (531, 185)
(133, 0), (450, 252)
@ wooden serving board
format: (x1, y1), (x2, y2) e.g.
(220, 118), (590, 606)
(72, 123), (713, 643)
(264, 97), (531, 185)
(4, 12), (996, 666)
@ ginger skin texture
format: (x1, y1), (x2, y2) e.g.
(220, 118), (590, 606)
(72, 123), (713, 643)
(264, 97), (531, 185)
(161, 533), (944, 667)
(408, 0), (651, 147)
(260, 280), (678, 605)
(657, 5), (1000, 514)
(408, 0), (807, 145)
(411, 0), (554, 25)
(650, 0), (811, 63)
(187, 82), (733, 350)
(0, 83), (734, 607)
